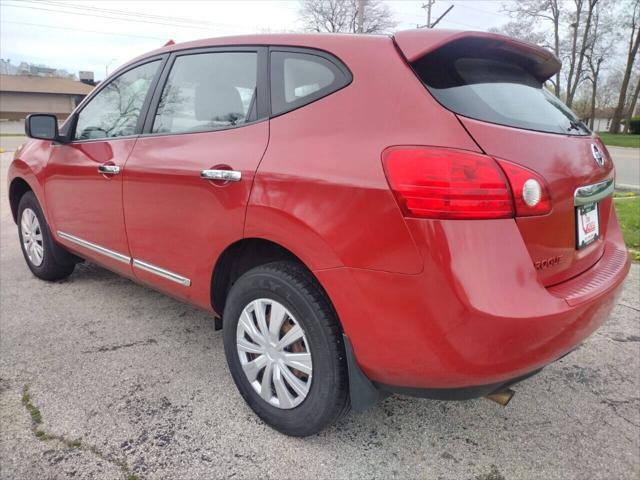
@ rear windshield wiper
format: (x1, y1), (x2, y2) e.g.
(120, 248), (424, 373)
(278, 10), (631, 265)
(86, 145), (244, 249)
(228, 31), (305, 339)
(567, 121), (583, 132)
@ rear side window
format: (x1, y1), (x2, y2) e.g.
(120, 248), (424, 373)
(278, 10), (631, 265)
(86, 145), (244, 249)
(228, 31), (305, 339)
(270, 51), (350, 116)
(413, 42), (590, 136)
(153, 52), (258, 134)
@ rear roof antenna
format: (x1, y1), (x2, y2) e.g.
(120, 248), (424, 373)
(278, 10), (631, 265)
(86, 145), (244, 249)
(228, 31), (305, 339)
(164, 39), (176, 47)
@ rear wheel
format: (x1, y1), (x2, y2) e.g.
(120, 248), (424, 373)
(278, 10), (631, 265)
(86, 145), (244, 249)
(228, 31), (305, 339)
(17, 192), (75, 281)
(222, 261), (349, 436)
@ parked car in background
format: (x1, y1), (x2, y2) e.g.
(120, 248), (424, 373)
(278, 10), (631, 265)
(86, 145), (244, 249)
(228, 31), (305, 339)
(8, 30), (630, 436)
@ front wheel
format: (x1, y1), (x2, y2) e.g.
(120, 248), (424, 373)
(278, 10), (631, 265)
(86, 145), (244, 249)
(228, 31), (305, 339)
(17, 191), (75, 281)
(222, 261), (349, 436)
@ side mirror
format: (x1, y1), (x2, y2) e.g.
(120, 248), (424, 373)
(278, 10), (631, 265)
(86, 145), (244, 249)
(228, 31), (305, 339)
(25, 114), (61, 142)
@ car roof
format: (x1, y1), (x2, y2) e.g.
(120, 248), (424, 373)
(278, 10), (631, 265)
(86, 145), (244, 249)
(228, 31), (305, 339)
(113, 29), (558, 81)
(123, 32), (392, 66)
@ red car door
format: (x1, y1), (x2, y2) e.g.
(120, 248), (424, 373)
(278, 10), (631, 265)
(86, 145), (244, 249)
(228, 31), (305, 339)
(122, 48), (269, 309)
(45, 59), (162, 275)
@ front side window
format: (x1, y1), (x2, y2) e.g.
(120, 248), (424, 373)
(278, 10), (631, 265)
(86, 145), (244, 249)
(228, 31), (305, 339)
(270, 51), (350, 116)
(74, 60), (160, 140)
(152, 52), (258, 134)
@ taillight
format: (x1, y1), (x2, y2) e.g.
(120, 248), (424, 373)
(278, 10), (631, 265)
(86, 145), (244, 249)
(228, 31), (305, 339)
(382, 147), (513, 219)
(495, 159), (551, 216)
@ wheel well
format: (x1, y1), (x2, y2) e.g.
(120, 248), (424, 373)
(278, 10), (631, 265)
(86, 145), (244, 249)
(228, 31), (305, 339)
(211, 238), (317, 317)
(9, 178), (32, 223)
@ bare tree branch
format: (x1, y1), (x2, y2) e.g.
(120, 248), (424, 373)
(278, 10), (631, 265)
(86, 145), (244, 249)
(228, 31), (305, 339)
(299, 0), (395, 34)
(610, 0), (640, 132)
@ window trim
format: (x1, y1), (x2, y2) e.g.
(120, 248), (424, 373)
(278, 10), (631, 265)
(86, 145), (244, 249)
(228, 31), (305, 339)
(60, 44), (352, 143)
(140, 46), (269, 138)
(63, 55), (168, 144)
(268, 46), (353, 118)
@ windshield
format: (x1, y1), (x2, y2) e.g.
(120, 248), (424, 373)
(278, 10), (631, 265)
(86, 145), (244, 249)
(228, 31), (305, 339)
(413, 54), (590, 136)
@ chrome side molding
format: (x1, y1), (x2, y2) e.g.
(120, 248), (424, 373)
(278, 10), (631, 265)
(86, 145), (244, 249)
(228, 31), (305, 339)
(57, 231), (191, 287)
(132, 259), (191, 287)
(200, 169), (242, 182)
(574, 178), (614, 206)
(58, 231), (131, 265)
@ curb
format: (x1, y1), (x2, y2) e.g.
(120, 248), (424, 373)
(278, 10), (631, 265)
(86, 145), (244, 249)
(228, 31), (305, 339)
(616, 183), (640, 192)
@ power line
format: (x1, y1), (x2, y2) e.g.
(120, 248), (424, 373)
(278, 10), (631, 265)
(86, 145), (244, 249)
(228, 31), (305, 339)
(0, 1), (249, 32)
(459, 3), (511, 19)
(0, 0), (495, 37)
(27, 0), (303, 31)
(35, 0), (488, 29)
(0, 19), (168, 41)
(31, 0), (231, 28)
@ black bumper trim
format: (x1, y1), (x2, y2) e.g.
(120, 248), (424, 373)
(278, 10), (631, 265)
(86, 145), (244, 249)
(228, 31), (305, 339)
(374, 368), (543, 401)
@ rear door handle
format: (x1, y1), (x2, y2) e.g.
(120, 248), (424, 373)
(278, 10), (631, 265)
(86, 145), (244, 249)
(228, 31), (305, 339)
(98, 164), (120, 175)
(200, 169), (242, 182)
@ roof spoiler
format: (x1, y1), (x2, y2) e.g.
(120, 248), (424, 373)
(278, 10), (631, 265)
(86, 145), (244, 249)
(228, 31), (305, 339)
(393, 29), (561, 82)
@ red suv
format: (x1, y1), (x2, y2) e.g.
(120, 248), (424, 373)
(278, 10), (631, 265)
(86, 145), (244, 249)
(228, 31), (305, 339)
(9, 30), (630, 436)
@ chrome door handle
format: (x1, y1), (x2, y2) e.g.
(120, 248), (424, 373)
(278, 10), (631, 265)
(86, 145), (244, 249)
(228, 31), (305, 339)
(98, 164), (120, 175)
(200, 169), (242, 182)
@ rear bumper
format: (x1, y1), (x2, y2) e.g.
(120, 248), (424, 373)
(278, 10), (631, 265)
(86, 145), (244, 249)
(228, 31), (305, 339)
(315, 212), (630, 391)
(375, 367), (543, 400)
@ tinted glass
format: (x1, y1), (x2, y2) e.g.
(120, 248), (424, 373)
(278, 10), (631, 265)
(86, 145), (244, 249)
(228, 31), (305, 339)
(414, 53), (590, 136)
(75, 60), (159, 140)
(153, 52), (257, 134)
(270, 51), (349, 115)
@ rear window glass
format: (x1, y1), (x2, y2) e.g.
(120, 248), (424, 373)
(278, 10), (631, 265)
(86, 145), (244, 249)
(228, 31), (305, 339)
(413, 46), (590, 136)
(270, 51), (350, 116)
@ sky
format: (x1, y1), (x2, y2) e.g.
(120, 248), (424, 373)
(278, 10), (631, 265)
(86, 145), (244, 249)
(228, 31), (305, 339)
(0, 0), (511, 81)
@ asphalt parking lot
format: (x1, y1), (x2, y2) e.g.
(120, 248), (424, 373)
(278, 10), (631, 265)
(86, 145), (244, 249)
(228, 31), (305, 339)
(0, 144), (639, 480)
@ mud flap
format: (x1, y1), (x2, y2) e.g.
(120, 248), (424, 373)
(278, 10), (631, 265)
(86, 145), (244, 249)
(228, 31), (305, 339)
(343, 334), (386, 412)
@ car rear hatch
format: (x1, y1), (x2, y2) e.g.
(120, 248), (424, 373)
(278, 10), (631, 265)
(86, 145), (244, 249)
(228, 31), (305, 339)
(394, 30), (615, 286)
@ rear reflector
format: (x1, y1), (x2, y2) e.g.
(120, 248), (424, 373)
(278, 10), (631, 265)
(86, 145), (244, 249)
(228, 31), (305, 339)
(382, 147), (513, 219)
(495, 159), (551, 216)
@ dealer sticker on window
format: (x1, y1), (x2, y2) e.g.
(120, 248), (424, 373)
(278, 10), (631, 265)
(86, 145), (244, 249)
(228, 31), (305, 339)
(576, 202), (599, 249)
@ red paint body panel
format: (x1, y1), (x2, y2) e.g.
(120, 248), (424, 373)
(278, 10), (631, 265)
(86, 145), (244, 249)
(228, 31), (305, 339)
(8, 140), (50, 220)
(7, 30), (631, 394)
(246, 34), (479, 274)
(123, 123), (269, 310)
(317, 211), (628, 388)
(44, 139), (136, 275)
(459, 118), (615, 286)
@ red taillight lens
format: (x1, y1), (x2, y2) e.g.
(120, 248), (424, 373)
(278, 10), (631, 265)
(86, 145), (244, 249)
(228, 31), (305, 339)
(382, 147), (514, 219)
(495, 159), (552, 216)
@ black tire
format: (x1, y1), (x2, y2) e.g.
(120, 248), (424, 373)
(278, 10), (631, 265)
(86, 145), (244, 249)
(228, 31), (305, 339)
(17, 191), (75, 281)
(222, 261), (349, 436)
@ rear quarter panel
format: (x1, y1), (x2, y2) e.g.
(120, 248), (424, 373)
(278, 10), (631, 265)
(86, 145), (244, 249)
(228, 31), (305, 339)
(246, 36), (480, 274)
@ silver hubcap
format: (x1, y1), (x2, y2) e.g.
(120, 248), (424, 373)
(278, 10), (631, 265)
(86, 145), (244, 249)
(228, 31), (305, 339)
(20, 208), (44, 267)
(236, 299), (313, 409)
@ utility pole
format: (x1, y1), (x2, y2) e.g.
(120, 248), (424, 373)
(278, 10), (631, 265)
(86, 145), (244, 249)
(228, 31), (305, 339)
(105, 58), (117, 78)
(422, 0), (436, 28)
(357, 0), (365, 33)
(418, 1), (454, 29)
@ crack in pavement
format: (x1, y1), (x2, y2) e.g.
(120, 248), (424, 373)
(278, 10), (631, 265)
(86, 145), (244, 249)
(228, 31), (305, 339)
(81, 338), (158, 354)
(619, 302), (640, 312)
(20, 385), (139, 480)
